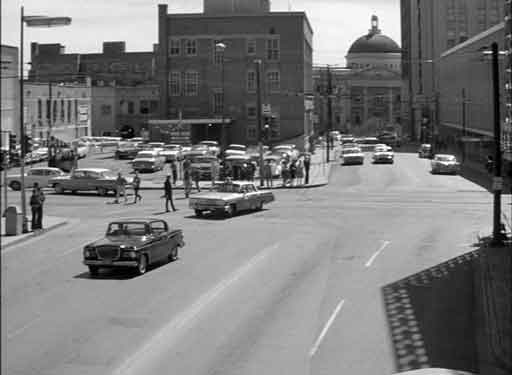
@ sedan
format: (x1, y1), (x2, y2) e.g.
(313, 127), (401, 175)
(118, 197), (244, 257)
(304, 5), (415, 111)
(7, 167), (66, 191)
(50, 168), (132, 195)
(372, 146), (394, 164)
(341, 147), (364, 165)
(431, 154), (460, 174)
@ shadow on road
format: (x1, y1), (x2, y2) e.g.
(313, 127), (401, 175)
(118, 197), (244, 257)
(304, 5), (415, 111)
(74, 269), (137, 280)
(382, 237), (512, 375)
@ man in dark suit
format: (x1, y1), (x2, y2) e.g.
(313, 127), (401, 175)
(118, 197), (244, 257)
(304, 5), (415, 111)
(164, 175), (177, 212)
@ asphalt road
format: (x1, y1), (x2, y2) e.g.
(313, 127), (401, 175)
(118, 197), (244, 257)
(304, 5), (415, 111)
(2, 152), (502, 375)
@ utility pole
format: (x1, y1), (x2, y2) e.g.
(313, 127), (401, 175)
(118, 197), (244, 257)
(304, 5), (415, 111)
(255, 59), (264, 187)
(461, 88), (466, 163)
(326, 65), (333, 163)
(491, 42), (504, 246)
(19, 6), (28, 233)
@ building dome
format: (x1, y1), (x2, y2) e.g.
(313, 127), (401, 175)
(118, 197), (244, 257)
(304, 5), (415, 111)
(348, 15), (401, 54)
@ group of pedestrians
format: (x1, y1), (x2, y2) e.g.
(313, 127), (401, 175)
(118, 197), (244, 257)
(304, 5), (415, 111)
(260, 155), (311, 188)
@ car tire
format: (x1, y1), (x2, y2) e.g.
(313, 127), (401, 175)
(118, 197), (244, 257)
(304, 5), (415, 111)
(97, 187), (108, 196)
(9, 181), (21, 191)
(54, 184), (64, 194)
(226, 204), (237, 218)
(88, 266), (99, 276)
(195, 209), (203, 217)
(168, 246), (178, 262)
(136, 254), (148, 275)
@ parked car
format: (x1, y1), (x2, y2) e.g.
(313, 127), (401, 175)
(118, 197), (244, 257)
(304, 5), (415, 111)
(146, 142), (165, 151)
(131, 150), (165, 172)
(70, 140), (90, 159)
(378, 132), (401, 147)
(83, 218), (185, 276)
(355, 137), (381, 151)
(115, 142), (141, 160)
(226, 144), (247, 152)
(189, 155), (219, 180)
(7, 167), (66, 191)
(431, 154), (460, 174)
(418, 144), (433, 158)
(50, 168), (133, 195)
(160, 144), (182, 162)
(272, 144), (299, 160)
(189, 180), (274, 217)
(341, 147), (364, 165)
(372, 145), (394, 164)
(263, 154), (283, 177)
(32, 147), (49, 162)
(199, 140), (220, 156)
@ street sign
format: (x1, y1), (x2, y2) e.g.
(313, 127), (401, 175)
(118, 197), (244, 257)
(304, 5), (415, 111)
(262, 104), (271, 115)
(493, 177), (503, 191)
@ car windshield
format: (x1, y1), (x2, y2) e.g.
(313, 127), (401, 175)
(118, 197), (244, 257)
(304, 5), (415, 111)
(107, 222), (147, 236)
(436, 155), (456, 162)
(213, 183), (242, 193)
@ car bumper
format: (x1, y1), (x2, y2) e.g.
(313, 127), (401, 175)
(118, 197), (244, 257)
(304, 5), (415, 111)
(190, 203), (228, 212)
(83, 260), (138, 267)
(343, 158), (364, 164)
(373, 157), (394, 163)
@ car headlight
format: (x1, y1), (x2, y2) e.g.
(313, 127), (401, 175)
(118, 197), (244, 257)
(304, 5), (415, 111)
(83, 247), (96, 258)
(123, 250), (138, 259)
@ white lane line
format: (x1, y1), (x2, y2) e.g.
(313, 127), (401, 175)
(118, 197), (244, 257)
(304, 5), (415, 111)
(7, 317), (41, 340)
(365, 241), (391, 268)
(114, 242), (279, 375)
(309, 299), (345, 357)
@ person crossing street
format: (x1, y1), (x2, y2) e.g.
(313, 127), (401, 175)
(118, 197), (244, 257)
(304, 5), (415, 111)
(132, 171), (142, 203)
(164, 175), (177, 212)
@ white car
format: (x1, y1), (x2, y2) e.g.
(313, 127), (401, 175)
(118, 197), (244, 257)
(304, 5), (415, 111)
(199, 140), (220, 155)
(7, 167), (66, 191)
(341, 147), (364, 165)
(70, 140), (90, 159)
(431, 154), (460, 174)
(131, 150), (165, 172)
(160, 144), (182, 162)
(372, 146), (394, 164)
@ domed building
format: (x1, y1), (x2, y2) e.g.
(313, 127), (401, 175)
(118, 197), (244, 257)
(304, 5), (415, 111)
(314, 16), (403, 137)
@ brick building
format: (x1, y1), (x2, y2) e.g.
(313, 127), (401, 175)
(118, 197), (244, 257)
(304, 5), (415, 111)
(29, 41), (156, 86)
(155, 1), (313, 148)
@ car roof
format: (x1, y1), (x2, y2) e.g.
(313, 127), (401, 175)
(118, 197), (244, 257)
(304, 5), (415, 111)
(109, 218), (165, 224)
(75, 168), (110, 173)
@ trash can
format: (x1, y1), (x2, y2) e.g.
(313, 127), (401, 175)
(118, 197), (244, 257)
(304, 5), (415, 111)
(5, 206), (23, 236)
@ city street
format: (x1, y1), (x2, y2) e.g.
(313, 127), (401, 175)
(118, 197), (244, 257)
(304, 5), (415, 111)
(2, 152), (504, 375)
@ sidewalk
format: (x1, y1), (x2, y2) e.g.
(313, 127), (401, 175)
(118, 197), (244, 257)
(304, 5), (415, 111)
(0, 215), (68, 249)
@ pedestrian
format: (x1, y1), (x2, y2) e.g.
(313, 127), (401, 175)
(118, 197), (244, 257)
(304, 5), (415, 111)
(304, 154), (311, 185)
(289, 160), (297, 187)
(164, 175), (177, 212)
(241, 163), (248, 181)
(192, 167), (201, 192)
(132, 171), (142, 203)
(281, 160), (289, 187)
(263, 159), (273, 187)
(115, 171), (127, 204)
(183, 165), (191, 198)
(171, 160), (178, 185)
(296, 158), (304, 186)
(249, 161), (256, 181)
(29, 182), (45, 231)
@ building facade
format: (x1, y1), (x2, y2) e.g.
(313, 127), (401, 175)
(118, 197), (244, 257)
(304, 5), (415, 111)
(1, 45), (19, 139)
(29, 41), (156, 86)
(401, 0), (504, 140)
(155, 1), (313, 148)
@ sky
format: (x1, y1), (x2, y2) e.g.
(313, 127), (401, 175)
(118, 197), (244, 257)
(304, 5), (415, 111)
(2, 0), (400, 67)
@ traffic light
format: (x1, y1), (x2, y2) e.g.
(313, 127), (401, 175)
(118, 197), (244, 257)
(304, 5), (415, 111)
(9, 133), (16, 153)
(23, 135), (33, 153)
(263, 123), (270, 141)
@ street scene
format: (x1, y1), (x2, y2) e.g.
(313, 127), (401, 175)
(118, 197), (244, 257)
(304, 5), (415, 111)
(1, 1), (512, 375)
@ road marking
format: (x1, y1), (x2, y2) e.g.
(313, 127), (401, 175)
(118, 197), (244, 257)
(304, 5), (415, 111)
(7, 317), (41, 340)
(309, 299), (345, 357)
(114, 242), (279, 375)
(365, 241), (391, 267)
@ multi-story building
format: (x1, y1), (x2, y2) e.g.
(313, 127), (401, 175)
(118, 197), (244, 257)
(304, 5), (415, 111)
(154, 0), (313, 148)
(314, 16), (402, 137)
(401, 0), (504, 140)
(29, 41), (156, 86)
(1, 45), (19, 139)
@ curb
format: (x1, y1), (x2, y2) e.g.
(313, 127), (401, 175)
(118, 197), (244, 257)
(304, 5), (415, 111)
(1, 220), (69, 249)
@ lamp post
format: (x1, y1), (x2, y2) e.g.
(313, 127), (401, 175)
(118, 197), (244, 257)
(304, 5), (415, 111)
(19, 6), (71, 232)
(215, 42), (227, 149)
(254, 59), (264, 187)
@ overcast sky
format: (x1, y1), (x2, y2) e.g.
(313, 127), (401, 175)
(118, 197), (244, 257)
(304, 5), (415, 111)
(2, 0), (400, 67)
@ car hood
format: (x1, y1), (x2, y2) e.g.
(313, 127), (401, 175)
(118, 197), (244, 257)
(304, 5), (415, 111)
(87, 235), (149, 248)
(374, 152), (393, 156)
(191, 192), (241, 201)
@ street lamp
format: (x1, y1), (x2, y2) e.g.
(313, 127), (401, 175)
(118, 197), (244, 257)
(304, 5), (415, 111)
(19, 6), (71, 233)
(215, 42), (227, 148)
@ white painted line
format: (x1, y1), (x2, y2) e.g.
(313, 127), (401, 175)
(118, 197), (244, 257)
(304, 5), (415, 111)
(7, 317), (41, 340)
(365, 241), (391, 267)
(309, 299), (345, 357)
(114, 243), (279, 375)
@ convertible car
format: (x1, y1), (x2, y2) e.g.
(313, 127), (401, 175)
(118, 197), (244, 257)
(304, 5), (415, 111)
(189, 180), (274, 217)
(83, 218), (185, 276)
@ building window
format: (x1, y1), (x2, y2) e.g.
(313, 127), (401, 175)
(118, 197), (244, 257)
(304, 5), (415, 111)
(169, 71), (181, 96)
(247, 126), (257, 140)
(247, 70), (257, 93)
(140, 100), (150, 114)
(128, 101), (135, 114)
(37, 99), (42, 119)
(213, 92), (224, 114)
(101, 104), (112, 115)
(266, 38), (280, 61)
(60, 99), (65, 121)
(169, 38), (180, 56)
(53, 100), (57, 123)
(74, 99), (78, 122)
(270, 116), (280, 139)
(184, 39), (197, 56)
(46, 99), (51, 121)
(247, 39), (256, 55)
(266, 70), (280, 93)
(67, 100), (71, 122)
(184, 71), (199, 96)
(246, 105), (257, 119)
